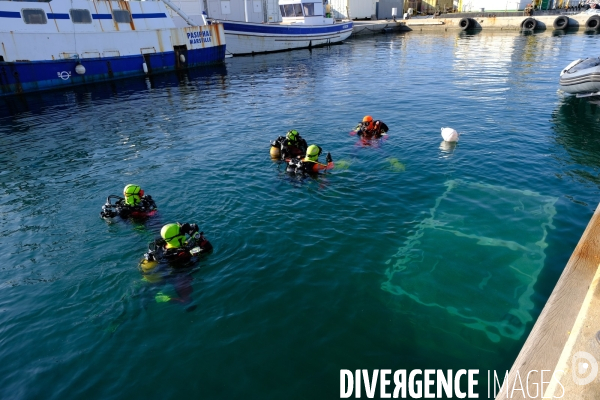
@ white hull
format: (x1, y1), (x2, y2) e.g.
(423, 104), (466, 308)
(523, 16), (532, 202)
(559, 58), (600, 95)
(220, 21), (353, 55)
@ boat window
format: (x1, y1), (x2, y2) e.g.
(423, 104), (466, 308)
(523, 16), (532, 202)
(303, 3), (315, 16)
(70, 9), (92, 24)
(571, 58), (600, 73)
(283, 4), (294, 17)
(293, 3), (303, 16)
(279, 5), (286, 17)
(112, 10), (131, 23)
(22, 9), (47, 24)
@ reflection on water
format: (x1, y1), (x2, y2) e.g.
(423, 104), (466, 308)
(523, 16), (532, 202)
(1, 31), (600, 399)
(0, 64), (229, 118)
(439, 140), (458, 156)
(552, 95), (600, 187)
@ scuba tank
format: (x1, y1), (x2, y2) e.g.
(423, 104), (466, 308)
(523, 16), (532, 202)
(270, 136), (286, 159)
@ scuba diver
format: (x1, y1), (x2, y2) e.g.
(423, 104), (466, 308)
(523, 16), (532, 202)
(144, 222), (213, 265)
(270, 129), (308, 160)
(140, 222), (213, 307)
(100, 184), (157, 219)
(355, 116), (389, 139)
(286, 144), (334, 175)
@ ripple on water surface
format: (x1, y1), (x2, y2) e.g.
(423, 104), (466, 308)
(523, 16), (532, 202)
(0, 30), (599, 399)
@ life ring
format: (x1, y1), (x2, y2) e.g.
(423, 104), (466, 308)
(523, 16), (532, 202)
(553, 15), (569, 30)
(459, 17), (473, 31)
(585, 15), (600, 31)
(521, 17), (537, 31)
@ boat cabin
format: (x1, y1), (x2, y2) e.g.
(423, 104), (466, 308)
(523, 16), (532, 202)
(278, 0), (333, 25)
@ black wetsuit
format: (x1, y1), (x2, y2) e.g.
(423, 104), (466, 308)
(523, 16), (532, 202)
(272, 135), (308, 159)
(286, 155), (333, 175)
(145, 224), (213, 267)
(100, 195), (157, 219)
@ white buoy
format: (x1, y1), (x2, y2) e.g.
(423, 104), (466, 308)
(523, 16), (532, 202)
(75, 63), (86, 75)
(179, 54), (186, 63)
(441, 127), (459, 142)
(142, 62), (149, 74)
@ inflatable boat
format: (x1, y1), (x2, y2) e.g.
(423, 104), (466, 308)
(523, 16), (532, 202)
(559, 57), (600, 97)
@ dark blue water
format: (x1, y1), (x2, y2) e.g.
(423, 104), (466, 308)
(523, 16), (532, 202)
(1, 30), (599, 399)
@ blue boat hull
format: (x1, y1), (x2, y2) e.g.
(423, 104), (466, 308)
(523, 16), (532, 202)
(0, 45), (225, 96)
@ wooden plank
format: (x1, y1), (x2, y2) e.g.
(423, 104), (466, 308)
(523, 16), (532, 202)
(496, 205), (600, 399)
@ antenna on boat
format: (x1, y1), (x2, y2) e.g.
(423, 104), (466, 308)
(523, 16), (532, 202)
(160, 0), (199, 26)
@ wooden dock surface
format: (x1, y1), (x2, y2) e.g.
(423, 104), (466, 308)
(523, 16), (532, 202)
(496, 205), (600, 399)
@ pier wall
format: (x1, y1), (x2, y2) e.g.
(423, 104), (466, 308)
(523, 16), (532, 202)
(351, 13), (597, 35)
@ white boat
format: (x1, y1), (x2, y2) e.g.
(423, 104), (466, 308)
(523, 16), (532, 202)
(0, 0), (225, 96)
(207, 0), (353, 55)
(559, 57), (600, 97)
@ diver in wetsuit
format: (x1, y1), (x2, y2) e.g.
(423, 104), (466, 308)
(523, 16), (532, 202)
(100, 184), (157, 219)
(286, 144), (334, 175)
(140, 222), (213, 307)
(144, 222), (213, 265)
(270, 129), (308, 160)
(355, 115), (389, 139)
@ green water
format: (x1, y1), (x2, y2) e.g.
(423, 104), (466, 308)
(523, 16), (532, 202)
(383, 180), (556, 343)
(1, 30), (600, 399)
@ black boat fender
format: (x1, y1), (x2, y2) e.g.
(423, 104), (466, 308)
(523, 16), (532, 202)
(459, 17), (473, 31)
(553, 15), (569, 30)
(521, 17), (537, 31)
(585, 15), (600, 31)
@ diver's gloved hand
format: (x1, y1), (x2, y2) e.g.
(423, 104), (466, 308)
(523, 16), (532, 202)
(326, 152), (332, 163)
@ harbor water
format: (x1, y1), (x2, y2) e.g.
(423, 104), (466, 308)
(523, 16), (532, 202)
(1, 30), (600, 398)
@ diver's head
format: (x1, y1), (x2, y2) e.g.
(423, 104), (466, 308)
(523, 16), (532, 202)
(286, 130), (299, 142)
(161, 223), (185, 248)
(363, 116), (373, 123)
(124, 184), (144, 206)
(305, 144), (322, 162)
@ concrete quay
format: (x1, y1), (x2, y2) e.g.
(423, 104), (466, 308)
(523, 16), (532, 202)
(351, 13), (597, 35)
